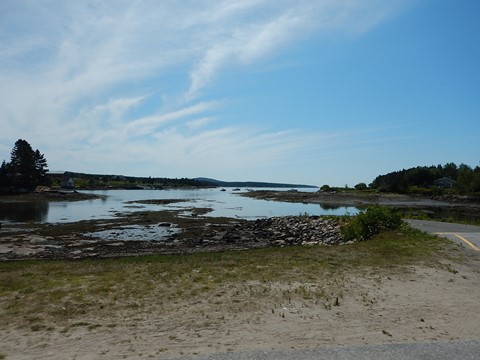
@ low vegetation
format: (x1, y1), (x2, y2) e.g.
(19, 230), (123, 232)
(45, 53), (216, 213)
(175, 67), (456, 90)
(0, 226), (458, 332)
(341, 206), (403, 241)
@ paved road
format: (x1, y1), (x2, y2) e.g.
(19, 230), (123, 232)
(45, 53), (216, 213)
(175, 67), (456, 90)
(405, 219), (480, 252)
(169, 340), (480, 359)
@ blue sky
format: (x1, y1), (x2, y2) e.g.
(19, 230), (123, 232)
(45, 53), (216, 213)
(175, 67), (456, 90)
(1, 0), (479, 186)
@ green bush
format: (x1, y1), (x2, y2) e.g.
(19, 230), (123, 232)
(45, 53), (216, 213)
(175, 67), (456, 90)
(354, 182), (368, 191)
(342, 206), (403, 241)
(320, 184), (331, 192)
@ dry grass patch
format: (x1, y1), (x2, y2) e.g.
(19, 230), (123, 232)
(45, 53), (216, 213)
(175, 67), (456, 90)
(0, 226), (460, 333)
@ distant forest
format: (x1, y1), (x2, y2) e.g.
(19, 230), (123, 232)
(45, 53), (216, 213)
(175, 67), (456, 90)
(370, 163), (480, 194)
(54, 172), (209, 189)
(54, 173), (316, 189)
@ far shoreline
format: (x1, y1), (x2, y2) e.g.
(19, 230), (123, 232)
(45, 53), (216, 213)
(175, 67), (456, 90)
(241, 189), (480, 208)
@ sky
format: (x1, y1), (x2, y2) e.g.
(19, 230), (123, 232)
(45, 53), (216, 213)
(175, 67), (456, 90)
(1, 0), (479, 187)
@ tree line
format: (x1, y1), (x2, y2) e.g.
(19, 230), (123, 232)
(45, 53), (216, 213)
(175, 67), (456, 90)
(62, 172), (208, 189)
(369, 163), (480, 194)
(0, 139), (49, 192)
(0, 139), (209, 192)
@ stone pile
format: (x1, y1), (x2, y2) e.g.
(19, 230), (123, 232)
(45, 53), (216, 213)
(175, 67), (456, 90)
(199, 216), (345, 248)
(252, 216), (344, 246)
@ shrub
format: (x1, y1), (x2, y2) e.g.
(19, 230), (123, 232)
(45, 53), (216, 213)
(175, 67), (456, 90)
(354, 182), (368, 191)
(320, 184), (331, 192)
(341, 206), (403, 241)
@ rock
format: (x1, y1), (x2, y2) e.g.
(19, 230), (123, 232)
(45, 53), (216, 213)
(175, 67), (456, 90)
(29, 236), (48, 244)
(197, 215), (345, 248)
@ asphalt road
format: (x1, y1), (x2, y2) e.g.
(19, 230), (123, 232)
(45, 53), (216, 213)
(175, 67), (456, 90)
(169, 340), (480, 360)
(405, 219), (480, 252)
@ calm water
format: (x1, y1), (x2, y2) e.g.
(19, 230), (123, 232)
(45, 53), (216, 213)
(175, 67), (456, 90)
(0, 188), (360, 223)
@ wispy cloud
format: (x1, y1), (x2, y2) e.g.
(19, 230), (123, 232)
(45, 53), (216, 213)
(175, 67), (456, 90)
(123, 101), (220, 138)
(0, 0), (410, 180)
(187, 117), (216, 130)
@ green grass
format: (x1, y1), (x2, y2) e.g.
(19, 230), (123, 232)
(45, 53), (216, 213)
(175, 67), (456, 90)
(403, 211), (480, 226)
(0, 226), (458, 331)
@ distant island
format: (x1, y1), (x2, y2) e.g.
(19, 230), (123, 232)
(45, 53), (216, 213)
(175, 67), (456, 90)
(195, 177), (317, 189)
(45, 172), (317, 190)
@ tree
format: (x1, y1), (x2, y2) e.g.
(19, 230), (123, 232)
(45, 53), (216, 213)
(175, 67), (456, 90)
(34, 149), (48, 183)
(0, 160), (10, 187)
(443, 162), (458, 179)
(354, 182), (368, 191)
(457, 164), (473, 193)
(1, 139), (49, 191)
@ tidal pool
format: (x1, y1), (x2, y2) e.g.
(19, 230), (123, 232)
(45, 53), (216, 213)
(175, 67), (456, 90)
(84, 223), (182, 241)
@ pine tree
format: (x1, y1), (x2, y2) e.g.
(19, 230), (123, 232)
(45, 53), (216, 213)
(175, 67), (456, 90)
(0, 160), (10, 187)
(34, 149), (48, 184)
(1, 139), (49, 190)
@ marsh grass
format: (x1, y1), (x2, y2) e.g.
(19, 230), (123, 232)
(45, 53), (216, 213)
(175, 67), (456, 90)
(0, 227), (456, 331)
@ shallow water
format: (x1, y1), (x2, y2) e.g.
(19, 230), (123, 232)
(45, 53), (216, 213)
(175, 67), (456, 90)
(84, 223), (182, 241)
(0, 188), (360, 223)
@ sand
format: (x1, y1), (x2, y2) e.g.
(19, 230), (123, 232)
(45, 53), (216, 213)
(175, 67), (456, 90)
(1, 249), (479, 359)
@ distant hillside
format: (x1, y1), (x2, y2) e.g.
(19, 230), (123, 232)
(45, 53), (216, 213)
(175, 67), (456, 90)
(195, 177), (317, 189)
(50, 172), (209, 189)
(47, 172), (317, 190)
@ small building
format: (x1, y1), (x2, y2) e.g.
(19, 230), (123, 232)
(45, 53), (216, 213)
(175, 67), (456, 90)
(434, 177), (456, 189)
(61, 173), (75, 189)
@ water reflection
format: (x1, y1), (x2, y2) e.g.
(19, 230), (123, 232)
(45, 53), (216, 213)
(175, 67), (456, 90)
(0, 201), (49, 222)
(0, 189), (361, 223)
(318, 203), (343, 211)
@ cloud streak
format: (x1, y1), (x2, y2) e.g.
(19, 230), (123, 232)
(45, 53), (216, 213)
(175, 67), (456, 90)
(0, 0), (410, 181)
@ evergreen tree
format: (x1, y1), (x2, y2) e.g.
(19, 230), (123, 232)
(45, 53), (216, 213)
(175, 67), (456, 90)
(1, 139), (49, 191)
(10, 139), (35, 188)
(0, 160), (10, 187)
(34, 149), (49, 184)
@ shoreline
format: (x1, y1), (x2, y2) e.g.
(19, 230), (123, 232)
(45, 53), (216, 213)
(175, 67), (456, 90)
(241, 189), (480, 208)
(2, 189), (480, 261)
(4, 187), (479, 208)
(0, 208), (345, 260)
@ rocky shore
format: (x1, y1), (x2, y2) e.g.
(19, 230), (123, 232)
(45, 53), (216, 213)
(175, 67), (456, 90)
(200, 216), (345, 248)
(0, 209), (345, 260)
(0, 188), (102, 202)
(3, 189), (479, 260)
